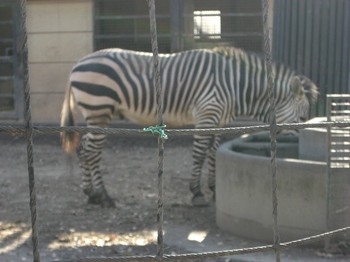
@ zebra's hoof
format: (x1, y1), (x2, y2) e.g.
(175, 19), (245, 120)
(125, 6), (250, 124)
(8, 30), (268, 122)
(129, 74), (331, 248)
(192, 195), (209, 207)
(101, 197), (116, 208)
(83, 188), (94, 197)
(87, 194), (101, 205)
(87, 194), (116, 208)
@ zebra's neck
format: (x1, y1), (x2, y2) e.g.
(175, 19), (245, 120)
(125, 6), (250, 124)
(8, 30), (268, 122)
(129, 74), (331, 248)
(225, 53), (295, 123)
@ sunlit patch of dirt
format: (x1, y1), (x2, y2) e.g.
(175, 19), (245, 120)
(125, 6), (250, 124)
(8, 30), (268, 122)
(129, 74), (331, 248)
(49, 230), (158, 250)
(0, 221), (31, 254)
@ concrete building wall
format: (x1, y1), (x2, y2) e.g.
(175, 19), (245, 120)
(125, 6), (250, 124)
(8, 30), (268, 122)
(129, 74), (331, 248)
(27, 0), (93, 123)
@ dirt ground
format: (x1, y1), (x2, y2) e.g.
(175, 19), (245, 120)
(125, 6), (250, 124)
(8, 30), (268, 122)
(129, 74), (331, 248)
(0, 129), (349, 262)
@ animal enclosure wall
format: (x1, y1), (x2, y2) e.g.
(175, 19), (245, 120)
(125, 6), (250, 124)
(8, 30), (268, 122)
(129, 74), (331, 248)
(26, 0), (93, 123)
(273, 0), (350, 118)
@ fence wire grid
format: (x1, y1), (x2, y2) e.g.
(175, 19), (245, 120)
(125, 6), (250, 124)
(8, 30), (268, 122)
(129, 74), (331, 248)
(0, 0), (349, 262)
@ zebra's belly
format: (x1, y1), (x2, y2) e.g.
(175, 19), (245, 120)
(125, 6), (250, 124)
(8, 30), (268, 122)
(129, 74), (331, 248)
(120, 110), (194, 128)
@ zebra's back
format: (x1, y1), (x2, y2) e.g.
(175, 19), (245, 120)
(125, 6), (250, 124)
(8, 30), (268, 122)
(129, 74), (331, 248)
(69, 48), (220, 127)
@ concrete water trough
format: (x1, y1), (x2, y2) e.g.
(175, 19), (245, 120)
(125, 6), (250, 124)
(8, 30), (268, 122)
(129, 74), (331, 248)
(216, 118), (350, 244)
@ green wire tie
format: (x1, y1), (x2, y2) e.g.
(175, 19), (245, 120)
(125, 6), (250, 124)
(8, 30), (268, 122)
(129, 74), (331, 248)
(143, 125), (168, 141)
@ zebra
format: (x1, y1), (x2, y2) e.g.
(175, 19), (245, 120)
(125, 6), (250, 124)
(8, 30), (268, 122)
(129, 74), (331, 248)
(60, 46), (318, 208)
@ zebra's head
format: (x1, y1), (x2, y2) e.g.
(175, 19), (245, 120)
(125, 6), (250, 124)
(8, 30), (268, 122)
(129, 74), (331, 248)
(276, 75), (319, 124)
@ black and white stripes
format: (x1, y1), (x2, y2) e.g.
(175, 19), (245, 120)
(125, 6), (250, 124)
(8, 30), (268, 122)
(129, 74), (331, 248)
(61, 47), (318, 207)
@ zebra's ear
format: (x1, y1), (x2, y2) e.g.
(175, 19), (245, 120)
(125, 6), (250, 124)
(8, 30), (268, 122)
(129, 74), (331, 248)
(290, 76), (304, 101)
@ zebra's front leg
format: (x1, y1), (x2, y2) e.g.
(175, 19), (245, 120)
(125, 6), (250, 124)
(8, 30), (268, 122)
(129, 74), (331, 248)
(207, 135), (221, 201)
(77, 133), (115, 208)
(190, 135), (212, 206)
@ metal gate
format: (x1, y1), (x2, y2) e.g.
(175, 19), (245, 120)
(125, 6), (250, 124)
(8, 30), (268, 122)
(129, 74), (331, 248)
(326, 94), (350, 240)
(0, 0), (23, 122)
(273, 0), (350, 118)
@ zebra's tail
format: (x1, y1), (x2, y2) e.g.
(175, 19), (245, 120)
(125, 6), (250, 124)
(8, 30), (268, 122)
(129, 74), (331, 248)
(60, 81), (78, 153)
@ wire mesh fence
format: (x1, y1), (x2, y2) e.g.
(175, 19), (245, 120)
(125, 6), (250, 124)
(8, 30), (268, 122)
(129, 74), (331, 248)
(1, 0), (350, 261)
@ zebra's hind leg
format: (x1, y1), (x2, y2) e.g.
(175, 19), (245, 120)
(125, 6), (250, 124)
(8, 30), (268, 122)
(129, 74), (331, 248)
(77, 132), (115, 208)
(76, 138), (93, 197)
(207, 135), (221, 201)
(190, 135), (212, 207)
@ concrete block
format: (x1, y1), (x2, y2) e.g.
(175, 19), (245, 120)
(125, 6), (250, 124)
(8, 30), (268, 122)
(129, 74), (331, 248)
(28, 32), (93, 63)
(31, 93), (64, 123)
(299, 117), (327, 161)
(31, 93), (84, 124)
(29, 63), (75, 93)
(27, 0), (93, 33)
(216, 133), (330, 245)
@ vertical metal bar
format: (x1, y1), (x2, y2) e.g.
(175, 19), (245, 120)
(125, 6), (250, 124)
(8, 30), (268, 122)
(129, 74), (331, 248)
(262, 0), (280, 261)
(333, 1), (343, 95)
(170, 0), (181, 52)
(283, 0), (291, 64)
(317, 0), (330, 116)
(272, 0), (280, 61)
(311, 0), (321, 92)
(20, 0), (40, 261)
(326, 1), (336, 95)
(279, 0), (286, 63)
(11, 2), (19, 118)
(304, 0), (315, 122)
(303, 0), (313, 78)
(92, 0), (97, 51)
(13, 1), (24, 122)
(289, 0), (298, 69)
(297, 0), (306, 73)
(341, 1), (350, 94)
(325, 95), (332, 251)
(147, 0), (164, 259)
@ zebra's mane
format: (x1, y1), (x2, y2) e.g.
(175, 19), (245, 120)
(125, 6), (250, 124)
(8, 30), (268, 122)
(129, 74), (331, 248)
(212, 46), (263, 61)
(212, 46), (319, 105)
(212, 46), (270, 72)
